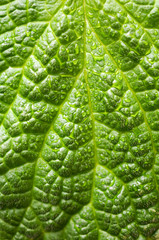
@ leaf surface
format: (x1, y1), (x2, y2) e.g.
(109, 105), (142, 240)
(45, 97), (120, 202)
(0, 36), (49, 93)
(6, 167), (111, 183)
(0, 0), (159, 239)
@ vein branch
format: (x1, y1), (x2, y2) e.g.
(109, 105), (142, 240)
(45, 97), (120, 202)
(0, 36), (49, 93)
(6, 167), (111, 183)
(86, 12), (159, 196)
(115, 0), (158, 49)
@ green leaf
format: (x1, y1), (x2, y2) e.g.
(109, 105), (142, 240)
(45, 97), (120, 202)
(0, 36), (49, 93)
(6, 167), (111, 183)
(0, 0), (159, 239)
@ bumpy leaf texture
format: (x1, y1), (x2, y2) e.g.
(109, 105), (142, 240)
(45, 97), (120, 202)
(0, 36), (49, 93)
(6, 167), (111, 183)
(0, 0), (159, 239)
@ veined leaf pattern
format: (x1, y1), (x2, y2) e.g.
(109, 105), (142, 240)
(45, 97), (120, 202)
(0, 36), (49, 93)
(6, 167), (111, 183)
(0, 0), (159, 239)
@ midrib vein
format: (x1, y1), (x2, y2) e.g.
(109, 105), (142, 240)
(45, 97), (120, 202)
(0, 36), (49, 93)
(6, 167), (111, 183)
(83, 0), (99, 234)
(83, 0), (137, 233)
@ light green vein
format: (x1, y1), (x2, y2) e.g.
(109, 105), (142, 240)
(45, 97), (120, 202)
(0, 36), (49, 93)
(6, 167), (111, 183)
(114, 0), (159, 195)
(10, 2), (69, 239)
(83, 0), (100, 237)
